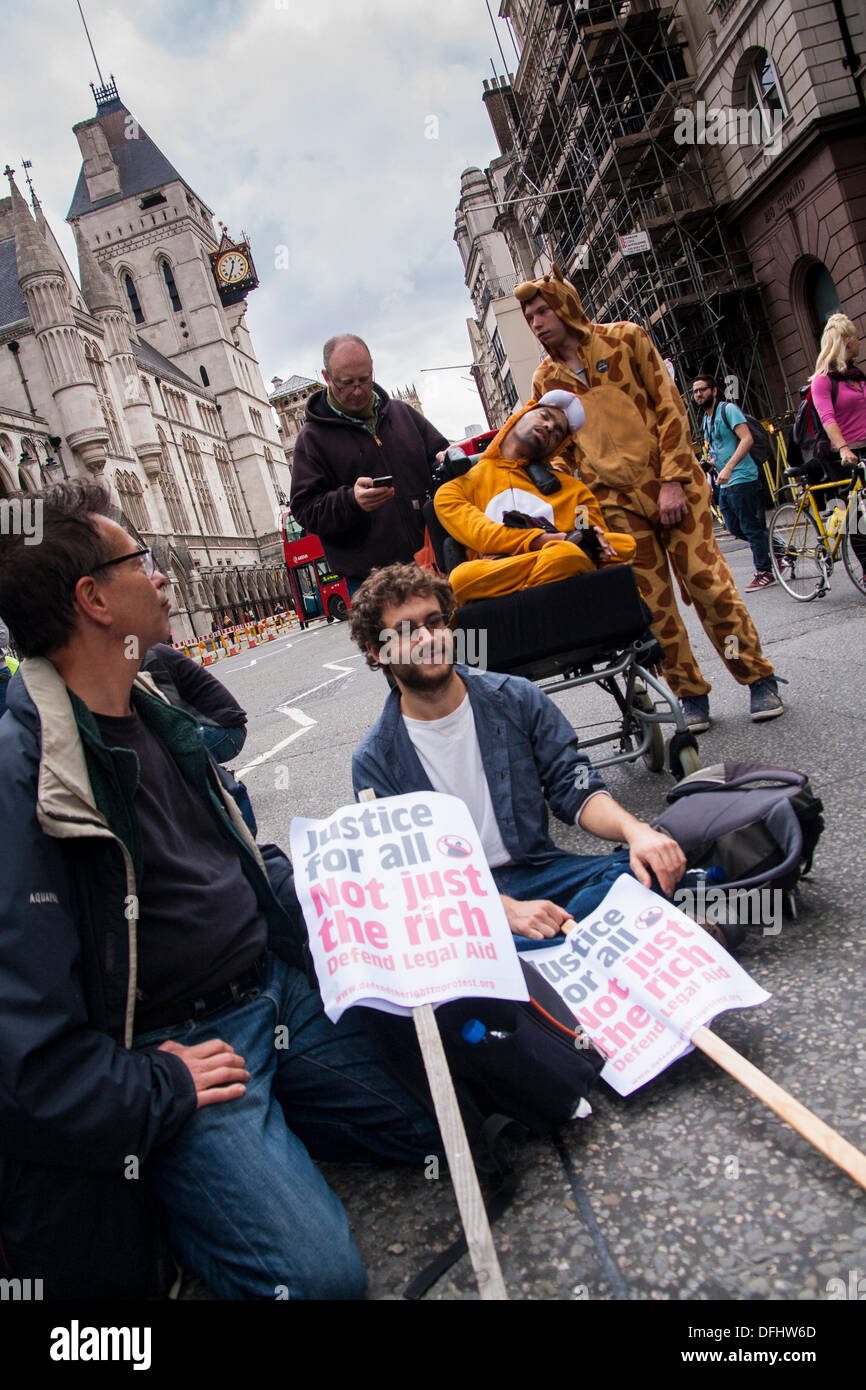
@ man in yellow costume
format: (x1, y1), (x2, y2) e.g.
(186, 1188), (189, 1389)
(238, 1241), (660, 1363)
(434, 390), (635, 605)
(515, 268), (784, 727)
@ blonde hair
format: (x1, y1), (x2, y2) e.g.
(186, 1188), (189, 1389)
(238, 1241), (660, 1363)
(812, 313), (858, 377)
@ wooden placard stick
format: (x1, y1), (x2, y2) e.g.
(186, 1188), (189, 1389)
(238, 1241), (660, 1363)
(359, 789), (508, 1300)
(560, 915), (866, 1192)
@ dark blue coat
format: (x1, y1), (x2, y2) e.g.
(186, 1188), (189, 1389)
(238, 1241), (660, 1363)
(0, 658), (305, 1296)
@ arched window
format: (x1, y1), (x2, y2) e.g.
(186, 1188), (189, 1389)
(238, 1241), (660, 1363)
(250, 407), (264, 435)
(122, 272), (144, 324)
(156, 429), (190, 533)
(215, 445), (246, 532)
(182, 434), (220, 534)
(115, 469), (149, 533)
(199, 365), (210, 387)
(84, 341), (124, 455)
(161, 259), (182, 313)
(804, 262), (842, 343)
(733, 49), (789, 145)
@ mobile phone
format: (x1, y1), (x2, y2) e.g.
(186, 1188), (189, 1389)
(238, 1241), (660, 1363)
(371, 475), (394, 487)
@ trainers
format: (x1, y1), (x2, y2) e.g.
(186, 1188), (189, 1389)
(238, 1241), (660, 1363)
(680, 694), (710, 733)
(745, 571), (776, 591)
(749, 676), (785, 722)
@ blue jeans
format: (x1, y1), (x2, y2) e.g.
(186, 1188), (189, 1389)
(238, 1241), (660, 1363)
(719, 481), (772, 573)
(133, 953), (441, 1299)
(492, 848), (636, 952)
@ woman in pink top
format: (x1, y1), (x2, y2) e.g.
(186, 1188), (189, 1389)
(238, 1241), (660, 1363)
(810, 313), (866, 577)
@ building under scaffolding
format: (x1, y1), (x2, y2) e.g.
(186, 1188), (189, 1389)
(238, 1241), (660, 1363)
(479, 0), (780, 415)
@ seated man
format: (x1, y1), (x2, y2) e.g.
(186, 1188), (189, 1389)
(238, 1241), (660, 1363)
(0, 481), (440, 1300)
(348, 564), (685, 948)
(434, 390), (635, 605)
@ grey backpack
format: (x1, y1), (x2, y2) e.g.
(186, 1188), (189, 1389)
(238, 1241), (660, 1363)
(652, 762), (824, 905)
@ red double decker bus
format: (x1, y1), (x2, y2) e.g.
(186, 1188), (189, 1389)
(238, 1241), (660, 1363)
(280, 509), (350, 624)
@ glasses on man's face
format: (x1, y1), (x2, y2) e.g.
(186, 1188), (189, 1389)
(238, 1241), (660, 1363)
(91, 546), (155, 578)
(330, 373), (373, 392)
(385, 611), (451, 645)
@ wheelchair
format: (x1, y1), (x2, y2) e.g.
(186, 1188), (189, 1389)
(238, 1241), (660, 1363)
(423, 470), (702, 781)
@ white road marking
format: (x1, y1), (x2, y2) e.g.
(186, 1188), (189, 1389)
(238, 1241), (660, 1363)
(236, 654), (363, 776)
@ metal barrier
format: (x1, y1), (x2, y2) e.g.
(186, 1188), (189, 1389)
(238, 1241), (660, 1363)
(173, 611), (298, 665)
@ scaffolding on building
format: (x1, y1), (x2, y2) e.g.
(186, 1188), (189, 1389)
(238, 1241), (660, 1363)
(483, 0), (778, 419)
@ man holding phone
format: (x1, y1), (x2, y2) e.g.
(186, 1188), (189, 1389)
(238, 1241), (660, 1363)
(290, 335), (449, 592)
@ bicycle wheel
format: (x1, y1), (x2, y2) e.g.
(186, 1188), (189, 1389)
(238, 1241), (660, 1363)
(841, 501), (866, 596)
(769, 503), (829, 601)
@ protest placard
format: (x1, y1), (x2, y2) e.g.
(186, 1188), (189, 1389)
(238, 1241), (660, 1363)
(530, 875), (866, 1192)
(529, 874), (769, 1096)
(290, 790), (528, 1021)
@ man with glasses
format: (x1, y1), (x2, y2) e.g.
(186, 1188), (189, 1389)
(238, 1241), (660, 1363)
(290, 334), (449, 592)
(0, 481), (440, 1299)
(349, 563), (685, 949)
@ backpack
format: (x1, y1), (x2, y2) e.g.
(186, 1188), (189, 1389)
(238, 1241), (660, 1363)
(652, 761), (824, 910)
(789, 378), (840, 476)
(363, 959), (603, 1139)
(710, 403), (773, 467)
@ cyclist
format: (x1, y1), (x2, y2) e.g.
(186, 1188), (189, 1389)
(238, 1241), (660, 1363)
(809, 313), (866, 579)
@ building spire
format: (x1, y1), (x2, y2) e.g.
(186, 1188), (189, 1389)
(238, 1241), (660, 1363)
(70, 217), (122, 312)
(5, 167), (64, 280)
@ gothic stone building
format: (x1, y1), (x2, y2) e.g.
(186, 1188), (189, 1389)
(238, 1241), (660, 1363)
(0, 80), (294, 642)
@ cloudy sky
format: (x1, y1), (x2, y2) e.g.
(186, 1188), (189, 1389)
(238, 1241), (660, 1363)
(1, 0), (521, 437)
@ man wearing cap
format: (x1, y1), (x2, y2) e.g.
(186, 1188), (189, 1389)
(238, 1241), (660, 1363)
(433, 393), (635, 604)
(514, 268), (784, 727)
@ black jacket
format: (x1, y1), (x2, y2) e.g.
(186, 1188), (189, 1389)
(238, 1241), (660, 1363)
(290, 385), (449, 579)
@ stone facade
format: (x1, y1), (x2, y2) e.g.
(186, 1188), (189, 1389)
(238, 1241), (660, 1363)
(680, 0), (866, 401)
(0, 81), (294, 641)
(454, 164), (544, 427)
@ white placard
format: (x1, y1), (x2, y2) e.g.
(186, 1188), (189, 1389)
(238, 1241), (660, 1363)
(290, 792), (528, 1021)
(527, 875), (770, 1096)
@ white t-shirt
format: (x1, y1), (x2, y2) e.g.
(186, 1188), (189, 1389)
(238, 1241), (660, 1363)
(402, 692), (512, 868)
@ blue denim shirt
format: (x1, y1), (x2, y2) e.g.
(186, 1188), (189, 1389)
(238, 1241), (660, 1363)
(351, 665), (607, 865)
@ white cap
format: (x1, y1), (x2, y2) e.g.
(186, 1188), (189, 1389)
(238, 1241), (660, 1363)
(537, 389), (585, 435)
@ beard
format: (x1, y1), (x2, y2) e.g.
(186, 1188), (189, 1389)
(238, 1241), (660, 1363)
(385, 629), (457, 693)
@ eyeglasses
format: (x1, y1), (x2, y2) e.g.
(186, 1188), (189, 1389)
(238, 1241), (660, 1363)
(90, 546), (155, 578)
(382, 611), (452, 645)
(330, 373), (373, 392)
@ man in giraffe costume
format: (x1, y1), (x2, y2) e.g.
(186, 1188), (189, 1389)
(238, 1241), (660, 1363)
(515, 267), (784, 727)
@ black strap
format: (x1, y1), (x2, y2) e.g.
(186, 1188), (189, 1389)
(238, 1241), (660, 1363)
(402, 1115), (520, 1300)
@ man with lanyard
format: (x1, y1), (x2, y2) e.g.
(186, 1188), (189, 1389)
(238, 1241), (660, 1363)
(693, 375), (776, 592)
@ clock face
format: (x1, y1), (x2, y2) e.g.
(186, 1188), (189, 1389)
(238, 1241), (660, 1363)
(217, 251), (250, 285)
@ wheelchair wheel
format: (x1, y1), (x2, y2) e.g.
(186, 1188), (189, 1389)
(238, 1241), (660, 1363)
(632, 690), (665, 772)
(668, 731), (701, 780)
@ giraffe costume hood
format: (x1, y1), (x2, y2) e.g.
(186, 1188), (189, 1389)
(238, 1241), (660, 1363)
(514, 267), (701, 517)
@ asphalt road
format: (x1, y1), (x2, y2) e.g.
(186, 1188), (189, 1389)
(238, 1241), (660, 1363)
(211, 532), (866, 1304)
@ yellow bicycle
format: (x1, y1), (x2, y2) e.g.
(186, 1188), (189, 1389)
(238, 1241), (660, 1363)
(769, 453), (866, 601)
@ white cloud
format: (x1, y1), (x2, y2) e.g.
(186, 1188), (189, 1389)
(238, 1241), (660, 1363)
(1, 0), (512, 436)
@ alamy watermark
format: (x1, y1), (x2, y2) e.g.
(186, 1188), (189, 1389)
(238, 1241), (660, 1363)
(674, 102), (784, 157)
(673, 885), (782, 937)
(0, 497), (42, 545)
(377, 623), (487, 670)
